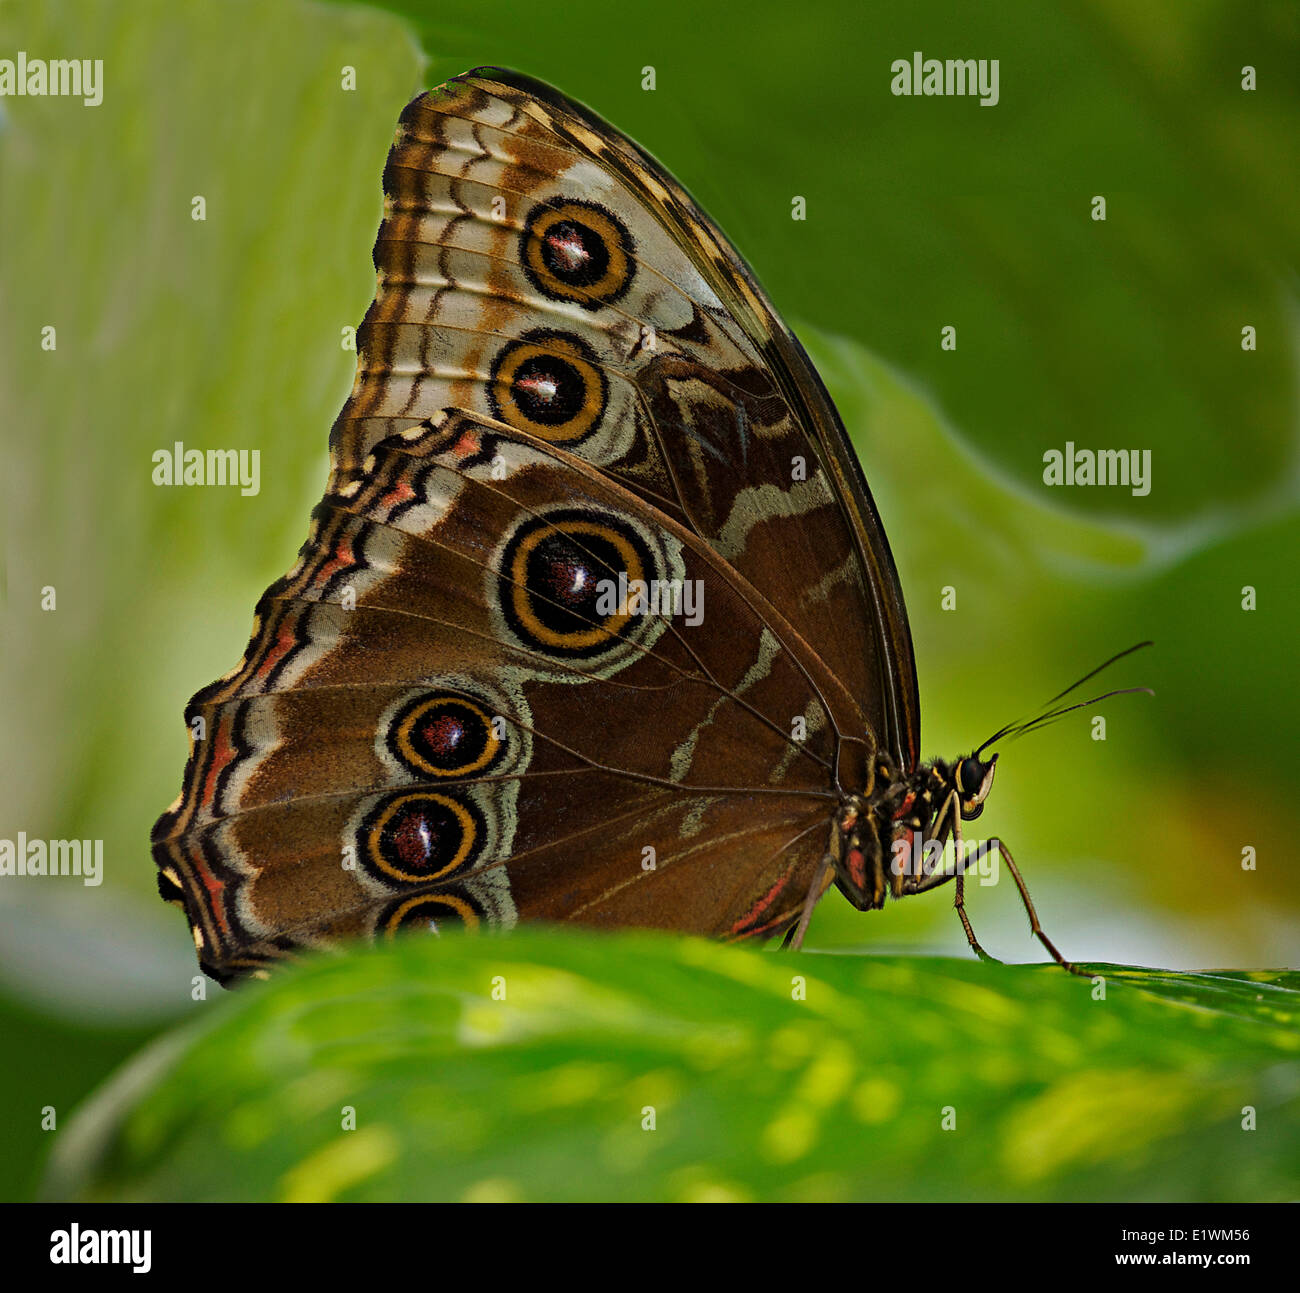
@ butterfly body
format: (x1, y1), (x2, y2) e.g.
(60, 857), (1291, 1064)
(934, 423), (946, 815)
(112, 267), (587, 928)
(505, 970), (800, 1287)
(154, 67), (1085, 984)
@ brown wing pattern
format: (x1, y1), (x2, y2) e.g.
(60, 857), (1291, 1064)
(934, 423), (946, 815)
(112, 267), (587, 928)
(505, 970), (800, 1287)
(154, 69), (918, 981)
(333, 68), (916, 762)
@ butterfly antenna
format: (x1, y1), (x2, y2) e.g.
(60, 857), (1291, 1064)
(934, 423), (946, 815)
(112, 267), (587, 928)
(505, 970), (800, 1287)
(975, 642), (1153, 758)
(1036, 640), (1152, 710)
(997, 686), (1154, 744)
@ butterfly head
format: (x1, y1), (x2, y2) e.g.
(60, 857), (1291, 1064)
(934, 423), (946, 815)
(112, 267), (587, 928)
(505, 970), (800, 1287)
(954, 752), (997, 821)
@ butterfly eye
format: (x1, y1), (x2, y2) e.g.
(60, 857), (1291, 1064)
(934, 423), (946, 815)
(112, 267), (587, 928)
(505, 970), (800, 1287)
(957, 758), (985, 796)
(958, 755), (997, 806)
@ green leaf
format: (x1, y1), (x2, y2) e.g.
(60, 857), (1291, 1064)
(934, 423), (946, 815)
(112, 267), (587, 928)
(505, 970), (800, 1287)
(45, 930), (1300, 1202)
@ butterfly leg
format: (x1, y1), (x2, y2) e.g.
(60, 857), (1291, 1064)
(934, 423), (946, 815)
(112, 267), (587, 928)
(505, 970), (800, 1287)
(786, 852), (835, 951)
(953, 869), (1000, 963)
(992, 837), (1080, 975)
(902, 807), (1079, 973)
(898, 799), (1001, 964)
(950, 814), (1002, 966)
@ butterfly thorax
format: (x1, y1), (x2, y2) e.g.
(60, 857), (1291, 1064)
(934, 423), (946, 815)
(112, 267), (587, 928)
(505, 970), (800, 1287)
(830, 751), (997, 912)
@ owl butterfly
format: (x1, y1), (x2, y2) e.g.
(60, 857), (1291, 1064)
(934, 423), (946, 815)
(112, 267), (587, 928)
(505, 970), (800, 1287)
(154, 67), (1143, 984)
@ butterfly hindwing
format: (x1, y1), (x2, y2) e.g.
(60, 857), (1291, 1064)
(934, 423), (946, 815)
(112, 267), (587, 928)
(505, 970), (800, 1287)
(154, 410), (842, 976)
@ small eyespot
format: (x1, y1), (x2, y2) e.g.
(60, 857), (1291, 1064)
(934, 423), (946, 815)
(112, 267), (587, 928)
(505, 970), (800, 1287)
(387, 693), (502, 780)
(380, 892), (480, 937)
(520, 199), (635, 308)
(488, 330), (607, 445)
(359, 791), (484, 886)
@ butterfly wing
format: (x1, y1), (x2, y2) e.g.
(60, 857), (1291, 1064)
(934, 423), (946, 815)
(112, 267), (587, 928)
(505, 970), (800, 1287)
(155, 410), (838, 978)
(333, 67), (918, 767)
(155, 70), (917, 979)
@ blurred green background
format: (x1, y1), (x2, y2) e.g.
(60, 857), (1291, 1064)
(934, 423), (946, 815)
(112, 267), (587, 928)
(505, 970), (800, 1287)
(1, 0), (1296, 1200)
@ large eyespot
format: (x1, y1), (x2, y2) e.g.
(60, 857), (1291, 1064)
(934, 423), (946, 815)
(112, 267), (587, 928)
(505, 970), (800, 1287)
(359, 791), (484, 886)
(387, 693), (502, 780)
(498, 509), (654, 657)
(520, 199), (635, 308)
(378, 892), (480, 937)
(488, 330), (607, 444)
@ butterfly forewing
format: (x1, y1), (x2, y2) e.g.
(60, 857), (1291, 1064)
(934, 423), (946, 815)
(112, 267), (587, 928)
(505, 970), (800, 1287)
(335, 68), (916, 761)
